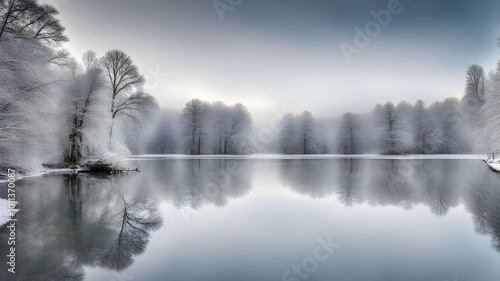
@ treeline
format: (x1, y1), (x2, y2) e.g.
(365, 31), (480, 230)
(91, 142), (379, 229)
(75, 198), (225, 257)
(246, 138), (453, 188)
(143, 99), (254, 155)
(277, 40), (500, 156)
(277, 98), (471, 155)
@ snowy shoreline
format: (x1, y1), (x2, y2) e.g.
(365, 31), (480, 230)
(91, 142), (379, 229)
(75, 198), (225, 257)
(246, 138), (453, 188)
(485, 158), (500, 173)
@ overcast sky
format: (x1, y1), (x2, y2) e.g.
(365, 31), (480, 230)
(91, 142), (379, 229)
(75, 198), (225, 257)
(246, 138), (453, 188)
(43, 0), (500, 120)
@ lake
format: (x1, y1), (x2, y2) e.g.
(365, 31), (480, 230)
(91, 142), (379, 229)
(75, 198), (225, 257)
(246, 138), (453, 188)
(1, 156), (500, 281)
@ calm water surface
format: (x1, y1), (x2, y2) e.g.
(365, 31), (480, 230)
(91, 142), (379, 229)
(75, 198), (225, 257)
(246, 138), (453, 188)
(1, 157), (500, 281)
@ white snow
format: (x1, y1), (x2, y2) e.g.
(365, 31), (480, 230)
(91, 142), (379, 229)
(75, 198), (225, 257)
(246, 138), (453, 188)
(0, 198), (9, 227)
(486, 158), (500, 172)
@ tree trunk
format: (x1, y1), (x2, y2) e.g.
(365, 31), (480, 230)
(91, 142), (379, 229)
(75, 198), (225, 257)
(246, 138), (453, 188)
(68, 131), (82, 165)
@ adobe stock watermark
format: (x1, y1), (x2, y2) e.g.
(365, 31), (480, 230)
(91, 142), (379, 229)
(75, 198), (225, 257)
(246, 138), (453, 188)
(281, 236), (340, 281)
(213, 0), (244, 22)
(144, 65), (170, 91)
(340, 0), (412, 63)
(6, 169), (19, 275)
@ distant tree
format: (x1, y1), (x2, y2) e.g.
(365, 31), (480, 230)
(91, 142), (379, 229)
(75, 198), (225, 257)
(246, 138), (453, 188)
(434, 98), (468, 154)
(336, 112), (363, 154)
(466, 64), (485, 104)
(279, 111), (326, 154)
(82, 50), (98, 71)
(101, 50), (155, 146)
(412, 100), (434, 154)
(209, 101), (232, 154)
(226, 103), (253, 154)
(279, 113), (298, 154)
(462, 64), (486, 126)
(395, 101), (415, 153)
(180, 99), (211, 155)
(372, 102), (400, 154)
(147, 110), (178, 154)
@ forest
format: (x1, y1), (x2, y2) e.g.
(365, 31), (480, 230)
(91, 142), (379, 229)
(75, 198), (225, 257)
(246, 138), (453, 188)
(1, 0), (500, 172)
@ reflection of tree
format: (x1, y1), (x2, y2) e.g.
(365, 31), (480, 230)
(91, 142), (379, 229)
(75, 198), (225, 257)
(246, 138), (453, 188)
(335, 160), (363, 206)
(367, 160), (417, 209)
(0, 173), (164, 280)
(170, 159), (253, 209)
(422, 161), (460, 216)
(279, 159), (470, 216)
(466, 172), (500, 251)
(100, 196), (163, 270)
(280, 160), (333, 198)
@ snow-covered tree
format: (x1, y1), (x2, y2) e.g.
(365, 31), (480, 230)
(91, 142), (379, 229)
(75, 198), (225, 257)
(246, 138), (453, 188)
(481, 63), (500, 154)
(372, 102), (410, 154)
(413, 100), (433, 154)
(462, 64), (486, 126)
(147, 110), (179, 154)
(395, 101), (415, 153)
(0, 12), (66, 167)
(278, 113), (297, 154)
(226, 103), (253, 154)
(336, 112), (363, 154)
(64, 51), (106, 164)
(180, 99), (211, 155)
(431, 98), (470, 154)
(208, 101), (232, 154)
(180, 100), (253, 155)
(278, 111), (326, 154)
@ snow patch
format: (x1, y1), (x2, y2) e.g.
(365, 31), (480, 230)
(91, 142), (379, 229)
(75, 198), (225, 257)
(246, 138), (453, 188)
(486, 158), (500, 172)
(0, 198), (9, 227)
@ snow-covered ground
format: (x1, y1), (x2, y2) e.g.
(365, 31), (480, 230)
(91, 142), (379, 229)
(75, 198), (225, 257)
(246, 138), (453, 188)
(0, 198), (9, 227)
(486, 158), (500, 172)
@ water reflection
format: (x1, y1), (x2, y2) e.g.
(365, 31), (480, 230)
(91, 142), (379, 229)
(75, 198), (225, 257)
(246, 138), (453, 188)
(335, 160), (364, 206)
(146, 159), (253, 209)
(1, 158), (500, 280)
(0, 174), (163, 281)
(466, 172), (500, 252)
(279, 158), (500, 252)
(279, 160), (333, 198)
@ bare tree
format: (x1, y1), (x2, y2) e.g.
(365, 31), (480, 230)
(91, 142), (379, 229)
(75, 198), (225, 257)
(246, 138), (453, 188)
(100, 50), (146, 144)
(0, 0), (67, 43)
(466, 64), (485, 104)
(82, 50), (97, 72)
